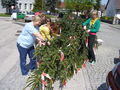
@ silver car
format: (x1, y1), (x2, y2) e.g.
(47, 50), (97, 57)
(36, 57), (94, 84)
(24, 12), (35, 22)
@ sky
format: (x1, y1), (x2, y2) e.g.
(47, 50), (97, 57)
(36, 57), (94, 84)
(101, 0), (108, 5)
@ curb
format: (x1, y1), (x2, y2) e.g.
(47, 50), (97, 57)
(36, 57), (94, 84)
(13, 21), (25, 26)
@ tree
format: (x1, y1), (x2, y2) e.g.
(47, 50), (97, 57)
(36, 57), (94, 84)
(65, 0), (96, 14)
(33, 0), (43, 12)
(1, 0), (18, 14)
(26, 14), (88, 90)
(94, 0), (101, 10)
(44, 0), (57, 12)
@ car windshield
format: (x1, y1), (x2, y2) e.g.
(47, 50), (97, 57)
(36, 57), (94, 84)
(115, 73), (120, 88)
(27, 12), (34, 15)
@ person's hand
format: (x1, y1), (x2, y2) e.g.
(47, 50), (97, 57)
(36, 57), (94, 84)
(47, 41), (51, 45)
(83, 26), (87, 30)
(86, 29), (90, 33)
(38, 41), (46, 46)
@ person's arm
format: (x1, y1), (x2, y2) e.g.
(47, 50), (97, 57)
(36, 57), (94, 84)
(33, 32), (45, 41)
(28, 26), (45, 41)
(44, 29), (51, 40)
(90, 20), (100, 32)
(82, 18), (91, 26)
(52, 33), (60, 37)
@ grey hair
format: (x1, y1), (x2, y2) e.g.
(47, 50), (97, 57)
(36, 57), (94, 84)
(91, 10), (98, 16)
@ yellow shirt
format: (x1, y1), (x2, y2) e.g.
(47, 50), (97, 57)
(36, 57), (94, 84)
(39, 24), (51, 40)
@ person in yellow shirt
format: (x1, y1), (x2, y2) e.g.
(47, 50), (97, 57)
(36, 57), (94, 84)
(39, 24), (51, 40)
(39, 18), (60, 41)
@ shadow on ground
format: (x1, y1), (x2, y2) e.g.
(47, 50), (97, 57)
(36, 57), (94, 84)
(114, 58), (120, 64)
(97, 83), (107, 90)
(114, 49), (120, 64)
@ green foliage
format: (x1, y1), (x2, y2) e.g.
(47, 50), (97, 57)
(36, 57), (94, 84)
(26, 14), (88, 90)
(101, 16), (114, 21)
(1, 0), (18, 8)
(65, 0), (96, 12)
(44, 0), (57, 12)
(94, 0), (101, 10)
(33, 0), (43, 12)
(45, 15), (57, 18)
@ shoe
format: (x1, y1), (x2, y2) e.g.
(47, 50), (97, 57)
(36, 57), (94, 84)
(90, 61), (96, 65)
(89, 59), (92, 63)
(22, 71), (28, 76)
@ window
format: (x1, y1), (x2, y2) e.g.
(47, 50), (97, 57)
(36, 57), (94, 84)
(25, 3), (27, 10)
(19, 3), (22, 9)
(30, 4), (32, 10)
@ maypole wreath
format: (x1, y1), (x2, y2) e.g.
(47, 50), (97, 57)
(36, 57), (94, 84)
(25, 14), (88, 90)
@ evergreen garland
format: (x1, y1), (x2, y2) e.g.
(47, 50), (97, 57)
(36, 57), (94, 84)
(25, 15), (88, 90)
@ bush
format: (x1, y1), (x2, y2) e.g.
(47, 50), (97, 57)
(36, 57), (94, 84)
(101, 16), (114, 21)
(25, 14), (88, 90)
(45, 14), (57, 18)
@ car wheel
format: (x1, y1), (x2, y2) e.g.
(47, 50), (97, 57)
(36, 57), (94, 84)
(25, 20), (28, 22)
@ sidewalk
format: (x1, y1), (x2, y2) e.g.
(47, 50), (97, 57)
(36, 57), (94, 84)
(53, 67), (91, 90)
(109, 24), (120, 30)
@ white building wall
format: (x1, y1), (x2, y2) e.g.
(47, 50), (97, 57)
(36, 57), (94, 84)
(116, 9), (120, 19)
(17, 0), (34, 14)
(0, 0), (6, 13)
(106, 0), (116, 16)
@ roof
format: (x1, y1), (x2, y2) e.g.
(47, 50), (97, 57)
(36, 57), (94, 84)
(106, 0), (120, 9)
(59, 2), (65, 8)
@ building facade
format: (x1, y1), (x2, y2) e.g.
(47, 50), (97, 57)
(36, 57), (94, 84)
(0, 0), (34, 14)
(17, 0), (34, 14)
(106, 0), (116, 16)
(0, 0), (63, 14)
(106, 0), (120, 24)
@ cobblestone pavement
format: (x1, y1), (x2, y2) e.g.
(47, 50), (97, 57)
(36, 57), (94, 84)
(0, 17), (120, 90)
(0, 18), (86, 90)
(83, 22), (120, 90)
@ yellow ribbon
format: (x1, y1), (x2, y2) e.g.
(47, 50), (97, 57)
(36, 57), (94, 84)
(90, 18), (99, 27)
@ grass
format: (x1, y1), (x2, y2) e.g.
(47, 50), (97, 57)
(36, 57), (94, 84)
(45, 14), (57, 18)
(0, 13), (11, 17)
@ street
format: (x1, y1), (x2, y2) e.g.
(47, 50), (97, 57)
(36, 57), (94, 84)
(0, 17), (28, 90)
(0, 17), (120, 90)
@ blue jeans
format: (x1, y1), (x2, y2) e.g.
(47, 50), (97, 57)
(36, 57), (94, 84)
(17, 43), (36, 75)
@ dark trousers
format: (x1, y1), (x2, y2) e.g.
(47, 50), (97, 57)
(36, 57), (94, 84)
(17, 43), (36, 75)
(88, 34), (96, 61)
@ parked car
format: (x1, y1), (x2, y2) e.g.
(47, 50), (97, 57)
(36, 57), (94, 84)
(24, 12), (35, 22)
(17, 13), (25, 19)
(106, 62), (120, 90)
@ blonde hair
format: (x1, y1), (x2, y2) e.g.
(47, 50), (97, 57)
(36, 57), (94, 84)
(32, 16), (41, 22)
(91, 10), (98, 16)
(32, 14), (46, 23)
